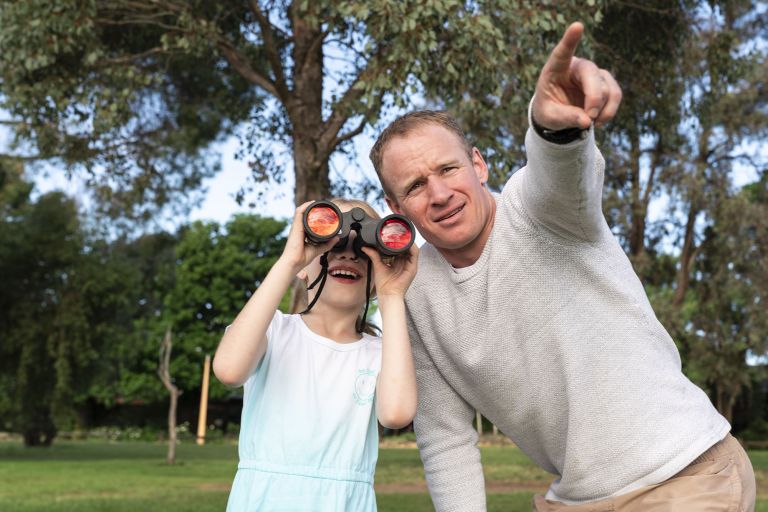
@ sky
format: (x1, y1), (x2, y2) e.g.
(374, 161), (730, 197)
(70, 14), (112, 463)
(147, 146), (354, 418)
(24, 120), (760, 251)
(27, 118), (399, 235)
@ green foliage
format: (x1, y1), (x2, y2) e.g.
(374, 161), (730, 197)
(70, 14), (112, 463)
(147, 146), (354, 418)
(0, 172), (138, 444)
(157, 214), (288, 400)
(0, 0), (604, 216)
(682, 175), (768, 416)
(0, 164), (289, 442)
(94, 232), (178, 405)
(426, 1), (605, 187)
(0, 1), (255, 221)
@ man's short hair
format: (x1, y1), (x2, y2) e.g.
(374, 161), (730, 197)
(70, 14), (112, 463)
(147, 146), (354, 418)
(369, 110), (473, 198)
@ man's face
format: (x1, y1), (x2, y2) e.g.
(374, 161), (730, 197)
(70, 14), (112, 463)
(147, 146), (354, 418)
(381, 124), (494, 257)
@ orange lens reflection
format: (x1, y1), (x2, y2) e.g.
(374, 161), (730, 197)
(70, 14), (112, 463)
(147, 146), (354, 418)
(307, 206), (340, 236)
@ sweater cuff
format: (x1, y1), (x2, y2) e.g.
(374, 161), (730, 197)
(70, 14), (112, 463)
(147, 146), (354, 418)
(529, 97), (589, 145)
(531, 115), (587, 144)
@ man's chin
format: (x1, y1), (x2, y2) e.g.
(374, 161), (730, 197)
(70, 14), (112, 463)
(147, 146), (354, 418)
(426, 233), (473, 252)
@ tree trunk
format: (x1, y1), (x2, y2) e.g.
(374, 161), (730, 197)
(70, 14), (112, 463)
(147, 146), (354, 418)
(23, 427), (56, 447)
(167, 387), (179, 464)
(289, 4), (329, 207)
(715, 385), (734, 424)
(628, 132), (645, 261)
(673, 205), (698, 308)
(286, 7), (331, 314)
(158, 326), (182, 465)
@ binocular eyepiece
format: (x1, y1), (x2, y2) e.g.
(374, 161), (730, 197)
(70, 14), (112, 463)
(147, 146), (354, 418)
(303, 200), (415, 258)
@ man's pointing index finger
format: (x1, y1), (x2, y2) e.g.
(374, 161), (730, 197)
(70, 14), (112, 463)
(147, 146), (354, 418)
(545, 22), (584, 74)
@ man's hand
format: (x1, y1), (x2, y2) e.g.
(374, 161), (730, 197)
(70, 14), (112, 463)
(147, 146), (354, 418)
(532, 22), (622, 131)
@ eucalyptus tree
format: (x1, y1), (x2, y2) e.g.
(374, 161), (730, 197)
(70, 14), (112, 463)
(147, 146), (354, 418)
(685, 175), (768, 422)
(0, 0), (599, 220)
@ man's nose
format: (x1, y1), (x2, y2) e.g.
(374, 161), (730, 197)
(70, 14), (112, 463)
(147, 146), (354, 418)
(428, 176), (453, 205)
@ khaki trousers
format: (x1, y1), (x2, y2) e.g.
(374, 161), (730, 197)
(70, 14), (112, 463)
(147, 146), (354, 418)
(533, 434), (756, 512)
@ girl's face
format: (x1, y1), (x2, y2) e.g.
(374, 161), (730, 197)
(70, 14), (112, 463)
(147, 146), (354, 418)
(303, 209), (374, 311)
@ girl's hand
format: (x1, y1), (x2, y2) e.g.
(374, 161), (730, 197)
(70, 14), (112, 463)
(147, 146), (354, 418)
(361, 243), (419, 299)
(281, 202), (339, 273)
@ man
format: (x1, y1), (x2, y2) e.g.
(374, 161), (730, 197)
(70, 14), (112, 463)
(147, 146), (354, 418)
(368, 22), (755, 512)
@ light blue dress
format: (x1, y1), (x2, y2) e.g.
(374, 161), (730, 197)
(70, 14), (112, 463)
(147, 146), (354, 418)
(226, 312), (382, 511)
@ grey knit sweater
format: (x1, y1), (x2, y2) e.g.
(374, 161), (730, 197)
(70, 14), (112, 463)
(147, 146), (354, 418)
(404, 125), (730, 510)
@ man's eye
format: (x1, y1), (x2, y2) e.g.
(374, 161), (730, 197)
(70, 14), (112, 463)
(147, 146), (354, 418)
(441, 166), (456, 174)
(406, 182), (423, 195)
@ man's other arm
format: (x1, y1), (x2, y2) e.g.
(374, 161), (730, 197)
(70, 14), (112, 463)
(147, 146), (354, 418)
(409, 321), (487, 512)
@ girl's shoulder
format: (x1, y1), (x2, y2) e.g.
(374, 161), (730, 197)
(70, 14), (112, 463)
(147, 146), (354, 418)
(265, 310), (303, 346)
(361, 332), (383, 351)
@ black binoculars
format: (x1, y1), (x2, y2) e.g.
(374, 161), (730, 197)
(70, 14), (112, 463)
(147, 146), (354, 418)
(302, 200), (415, 257)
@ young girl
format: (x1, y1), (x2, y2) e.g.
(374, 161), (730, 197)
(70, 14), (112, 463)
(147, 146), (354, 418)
(213, 199), (419, 511)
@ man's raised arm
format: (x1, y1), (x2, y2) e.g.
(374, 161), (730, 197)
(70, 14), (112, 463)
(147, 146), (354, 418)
(519, 22), (622, 243)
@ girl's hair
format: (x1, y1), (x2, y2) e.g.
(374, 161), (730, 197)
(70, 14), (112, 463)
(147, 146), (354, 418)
(305, 197), (382, 337)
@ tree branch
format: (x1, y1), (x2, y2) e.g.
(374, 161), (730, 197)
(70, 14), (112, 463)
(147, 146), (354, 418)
(216, 39), (279, 98)
(334, 115), (368, 147)
(0, 153), (47, 162)
(642, 138), (663, 208)
(100, 47), (167, 65)
(247, 0), (290, 99)
(320, 45), (388, 150)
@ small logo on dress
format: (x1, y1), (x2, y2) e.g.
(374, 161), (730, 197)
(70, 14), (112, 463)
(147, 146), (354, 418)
(353, 369), (377, 405)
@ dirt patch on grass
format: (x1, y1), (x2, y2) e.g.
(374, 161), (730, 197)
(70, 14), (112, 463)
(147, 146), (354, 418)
(375, 480), (547, 494)
(380, 434), (515, 449)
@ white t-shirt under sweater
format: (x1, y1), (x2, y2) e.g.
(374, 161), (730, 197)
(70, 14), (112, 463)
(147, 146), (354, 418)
(226, 311), (382, 511)
(405, 124), (730, 510)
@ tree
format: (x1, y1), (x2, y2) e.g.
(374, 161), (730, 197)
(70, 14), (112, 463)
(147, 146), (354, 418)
(90, 231), (179, 407)
(149, 214), (288, 401)
(588, 0), (767, 422)
(0, 167), (140, 444)
(591, 0), (690, 277)
(0, 1), (600, 220)
(684, 174), (768, 422)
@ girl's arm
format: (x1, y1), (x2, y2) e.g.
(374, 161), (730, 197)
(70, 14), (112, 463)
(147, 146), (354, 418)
(362, 244), (419, 429)
(213, 202), (337, 387)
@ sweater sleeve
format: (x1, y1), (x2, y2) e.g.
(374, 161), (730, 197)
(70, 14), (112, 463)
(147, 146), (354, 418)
(409, 320), (487, 512)
(519, 105), (608, 243)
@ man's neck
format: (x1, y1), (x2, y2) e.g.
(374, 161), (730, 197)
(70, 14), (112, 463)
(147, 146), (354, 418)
(439, 192), (497, 268)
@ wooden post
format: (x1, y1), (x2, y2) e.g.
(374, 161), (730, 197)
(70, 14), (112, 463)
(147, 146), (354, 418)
(196, 354), (211, 446)
(476, 411), (483, 437)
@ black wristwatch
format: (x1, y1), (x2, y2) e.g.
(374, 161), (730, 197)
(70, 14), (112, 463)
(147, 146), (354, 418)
(531, 115), (587, 144)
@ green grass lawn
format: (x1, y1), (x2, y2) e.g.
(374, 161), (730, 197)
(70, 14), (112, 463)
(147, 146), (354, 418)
(0, 440), (765, 511)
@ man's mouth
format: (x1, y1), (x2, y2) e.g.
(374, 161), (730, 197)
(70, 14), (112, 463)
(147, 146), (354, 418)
(436, 205), (464, 222)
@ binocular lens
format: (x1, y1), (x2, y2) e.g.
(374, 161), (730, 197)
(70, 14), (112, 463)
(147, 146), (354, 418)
(379, 218), (413, 251)
(306, 206), (340, 237)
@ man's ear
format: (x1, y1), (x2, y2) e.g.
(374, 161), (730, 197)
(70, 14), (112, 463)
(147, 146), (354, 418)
(472, 147), (489, 185)
(385, 195), (402, 215)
